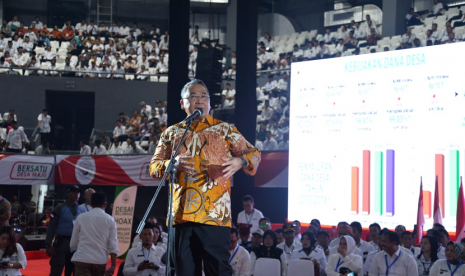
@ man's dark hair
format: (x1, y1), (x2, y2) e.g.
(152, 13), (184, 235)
(432, 23), (438, 27)
(231, 227), (238, 236)
(337, 221), (349, 227)
(438, 228), (449, 239)
(143, 222), (155, 231)
(95, 139), (101, 145)
(242, 195), (254, 203)
(401, 231), (414, 238)
(427, 229), (441, 245)
(433, 223), (445, 230)
(350, 221), (362, 233)
(274, 228), (283, 235)
(316, 230), (330, 238)
(10, 120), (17, 125)
(369, 223), (381, 231)
(91, 192), (107, 208)
(383, 230), (400, 245)
(42, 108), (47, 112)
(259, 217), (270, 224)
(119, 112), (125, 116)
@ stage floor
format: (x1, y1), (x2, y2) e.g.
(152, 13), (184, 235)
(23, 258), (125, 276)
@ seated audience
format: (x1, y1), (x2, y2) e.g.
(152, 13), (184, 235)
(326, 235), (363, 276)
(0, 226), (27, 274)
(292, 231), (327, 275)
(250, 230), (287, 276)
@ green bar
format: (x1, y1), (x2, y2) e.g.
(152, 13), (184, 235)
(375, 151), (383, 215)
(450, 150), (460, 216)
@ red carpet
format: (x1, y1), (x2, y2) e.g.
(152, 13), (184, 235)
(23, 257), (125, 276)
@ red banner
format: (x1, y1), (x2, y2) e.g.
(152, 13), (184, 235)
(55, 155), (160, 186)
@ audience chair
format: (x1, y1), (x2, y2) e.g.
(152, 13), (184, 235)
(253, 258), (281, 276)
(287, 259), (315, 276)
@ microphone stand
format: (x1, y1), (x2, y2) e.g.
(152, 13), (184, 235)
(136, 119), (193, 276)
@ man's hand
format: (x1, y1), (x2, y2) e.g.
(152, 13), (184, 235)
(175, 150), (196, 174)
(137, 262), (148, 271)
(46, 246), (56, 257)
(221, 157), (243, 179)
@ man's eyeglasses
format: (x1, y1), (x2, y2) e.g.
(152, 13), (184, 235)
(184, 95), (210, 100)
(259, 223), (270, 229)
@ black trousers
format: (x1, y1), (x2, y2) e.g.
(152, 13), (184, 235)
(174, 222), (232, 276)
(49, 236), (75, 276)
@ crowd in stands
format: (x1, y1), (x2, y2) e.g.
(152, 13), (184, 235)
(0, 16), (206, 80)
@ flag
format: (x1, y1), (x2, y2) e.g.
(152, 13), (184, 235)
(416, 177), (425, 245)
(433, 175), (443, 225)
(456, 177), (465, 242)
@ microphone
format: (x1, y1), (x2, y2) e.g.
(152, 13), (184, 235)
(182, 109), (203, 123)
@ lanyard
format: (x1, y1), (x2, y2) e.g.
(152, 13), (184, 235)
(284, 245), (294, 255)
(420, 260), (433, 275)
(385, 251), (401, 276)
(447, 260), (462, 276)
(245, 210), (254, 224)
(142, 247), (151, 261)
(228, 244), (239, 264)
(335, 257), (344, 272)
(84, 203), (89, 212)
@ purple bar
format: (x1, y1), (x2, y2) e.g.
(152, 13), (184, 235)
(386, 150), (395, 216)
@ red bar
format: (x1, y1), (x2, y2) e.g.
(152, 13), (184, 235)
(351, 167), (359, 215)
(363, 150), (371, 215)
(423, 191), (432, 219)
(435, 154), (445, 217)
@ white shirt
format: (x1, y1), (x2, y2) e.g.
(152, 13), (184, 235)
(21, 41), (34, 52)
(369, 240), (380, 251)
(364, 250), (380, 276)
(87, 24), (98, 35)
(114, 126), (126, 137)
(222, 89), (236, 98)
(263, 80), (277, 92)
(119, 26), (130, 36)
(13, 53), (28, 66)
(79, 203), (93, 212)
(110, 146), (124, 155)
(292, 49), (303, 58)
(75, 23), (87, 34)
(324, 33), (334, 43)
(326, 253), (363, 276)
(80, 145), (91, 155)
(432, 29), (443, 41)
(356, 239), (375, 262)
(433, 3), (444, 14)
(156, 114), (167, 125)
(141, 105), (152, 118)
(38, 113), (51, 133)
(250, 251), (287, 276)
(329, 245), (364, 259)
(70, 208), (119, 264)
(263, 138), (278, 151)
(255, 140), (263, 151)
(237, 209), (264, 236)
(438, 246), (446, 260)
(355, 26), (367, 39)
(415, 254), (436, 276)
(124, 243), (166, 276)
(6, 127), (27, 149)
(292, 247), (328, 274)
(258, 52), (270, 64)
(92, 145), (107, 155)
(277, 79), (288, 91)
(159, 40), (169, 50)
(430, 259), (465, 276)
(42, 50), (57, 60)
(342, 49), (352, 57)
(229, 244), (251, 276)
(368, 249), (419, 276)
(0, 244), (27, 276)
(125, 145), (146, 154)
(317, 45), (331, 56)
(278, 140), (289, 150)
(33, 21), (44, 30)
(0, 61), (10, 73)
(277, 241), (303, 263)
(136, 69), (149, 80)
(402, 33), (417, 44)
(304, 48), (316, 59)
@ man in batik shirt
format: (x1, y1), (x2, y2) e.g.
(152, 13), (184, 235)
(150, 79), (260, 276)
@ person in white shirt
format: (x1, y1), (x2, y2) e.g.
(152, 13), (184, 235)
(415, 235), (440, 276)
(326, 235), (363, 276)
(237, 195), (264, 239)
(156, 109), (167, 125)
(21, 36), (34, 52)
(229, 227), (251, 276)
(113, 120), (126, 142)
(155, 56), (168, 74)
(401, 231), (420, 256)
(86, 20), (98, 36)
(40, 46), (57, 62)
(79, 188), (95, 212)
(292, 231), (327, 275)
(5, 121), (26, 153)
(291, 44), (303, 62)
(431, 23), (442, 43)
(118, 23), (130, 38)
(406, 8), (423, 27)
(430, 241), (465, 276)
(159, 36), (169, 51)
(263, 131), (278, 151)
(222, 83), (236, 100)
(401, 27), (417, 45)
(316, 40), (331, 59)
(323, 28), (335, 44)
(277, 223), (303, 267)
(32, 16), (44, 30)
(0, 226), (27, 275)
(70, 192), (118, 275)
(98, 63), (111, 79)
(124, 223), (166, 276)
(75, 20), (87, 36)
(12, 47), (28, 68)
(8, 16), (21, 29)
(350, 221), (375, 262)
(45, 58), (60, 77)
(79, 140), (91, 155)
(140, 101), (152, 119)
(135, 65), (149, 81)
(37, 109), (51, 143)
(262, 75), (277, 94)
(92, 140), (107, 155)
(112, 62), (125, 79)
(303, 44), (317, 60)
(278, 133), (289, 150)
(125, 138), (146, 154)
(428, 0), (444, 18)
(369, 231), (419, 276)
(109, 141), (124, 154)
(254, 139), (263, 151)
(354, 22), (367, 40)
(250, 230), (287, 276)
(257, 46), (270, 70)
(369, 223), (381, 251)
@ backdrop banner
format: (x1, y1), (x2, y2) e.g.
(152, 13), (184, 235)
(0, 154), (55, 185)
(254, 151), (288, 188)
(55, 155), (161, 186)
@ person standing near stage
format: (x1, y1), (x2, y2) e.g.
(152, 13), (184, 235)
(149, 79), (261, 276)
(79, 188), (95, 212)
(70, 192), (118, 276)
(45, 185), (85, 276)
